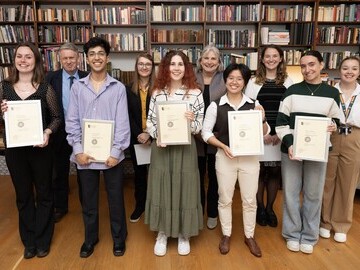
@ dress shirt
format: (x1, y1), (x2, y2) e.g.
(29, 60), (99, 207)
(335, 82), (360, 128)
(66, 73), (130, 170)
(62, 70), (79, 116)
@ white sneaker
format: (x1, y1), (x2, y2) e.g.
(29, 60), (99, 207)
(178, 235), (190, 256)
(286, 241), (300, 252)
(300, 243), (313, 254)
(207, 217), (218, 230)
(319, 227), (330, 239)
(154, 232), (167, 256)
(334, 233), (347, 243)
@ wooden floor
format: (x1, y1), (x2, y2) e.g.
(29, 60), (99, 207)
(1, 174), (360, 270)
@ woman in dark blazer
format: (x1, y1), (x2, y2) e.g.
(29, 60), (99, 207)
(126, 53), (156, 222)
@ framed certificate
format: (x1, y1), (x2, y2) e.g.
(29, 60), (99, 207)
(293, 116), (331, 162)
(4, 100), (44, 148)
(228, 110), (264, 156)
(82, 119), (114, 162)
(156, 101), (191, 145)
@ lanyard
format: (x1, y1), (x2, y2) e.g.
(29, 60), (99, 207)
(340, 94), (357, 122)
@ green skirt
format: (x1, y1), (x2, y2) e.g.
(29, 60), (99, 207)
(145, 136), (203, 238)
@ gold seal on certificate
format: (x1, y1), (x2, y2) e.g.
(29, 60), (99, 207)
(82, 119), (114, 162)
(4, 100), (44, 148)
(156, 101), (191, 145)
(228, 110), (264, 156)
(293, 116), (331, 162)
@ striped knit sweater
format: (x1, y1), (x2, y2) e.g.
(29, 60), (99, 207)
(276, 81), (340, 153)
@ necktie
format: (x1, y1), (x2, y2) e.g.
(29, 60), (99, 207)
(70, 76), (75, 89)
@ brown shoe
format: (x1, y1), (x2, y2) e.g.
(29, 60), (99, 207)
(245, 237), (262, 257)
(219, 236), (230, 255)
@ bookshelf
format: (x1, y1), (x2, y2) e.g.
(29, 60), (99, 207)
(0, 0), (359, 81)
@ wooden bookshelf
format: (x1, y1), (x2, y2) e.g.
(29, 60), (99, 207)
(0, 0), (359, 75)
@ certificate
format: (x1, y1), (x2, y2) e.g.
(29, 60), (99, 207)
(228, 110), (264, 156)
(4, 100), (44, 148)
(82, 119), (114, 162)
(260, 144), (281, 162)
(156, 101), (191, 145)
(134, 144), (151, 165)
(293, 116), (331, 162)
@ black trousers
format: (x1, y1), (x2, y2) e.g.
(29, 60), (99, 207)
(129, 144), (147, 211)
(78, 162), (127, 245)
(5, 146), (54, 250)
(52, 136), (72, 213)
(198, 153), (218, 218)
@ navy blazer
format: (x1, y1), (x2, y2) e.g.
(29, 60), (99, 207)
(45, 69), (88, 143)
(126, 83), (151, 145)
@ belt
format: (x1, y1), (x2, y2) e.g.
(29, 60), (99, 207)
(337, 124), (357, 135)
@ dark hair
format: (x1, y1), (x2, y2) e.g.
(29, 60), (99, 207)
(301, 50), (323, 63)
(255, 45), (287, 85)
(83, 37), (111, 56)
(339, 56), (360, 69)
(131, 53), (156, 95)
(223, 63), (252, 90)
(6, 42), (44, 86)
(153, 50), (198, 93)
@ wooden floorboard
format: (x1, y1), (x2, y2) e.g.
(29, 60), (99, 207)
(1, 174), (360, 270)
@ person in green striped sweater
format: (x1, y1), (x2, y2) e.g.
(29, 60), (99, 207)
(275, 50), (340, 255)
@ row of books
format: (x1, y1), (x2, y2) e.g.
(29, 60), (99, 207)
(321, 51), (360, 69)
(316, 26), (360, 44)
(38, 26), (91, 43)
(0, 47), (14, 65)
(111, 69), (135, 86)
(207, 29), (257, 49)
(262, 5), (313, 22)
(206, 4), (259, 22)
(318, 4), (360, 22)
(151, 5), (204, 22)
(0, 67), (10, 82)
(0, 25), (35, 43)
(97, 33), (147, 52)
(0, 5), (33, 22)
(93, 6), (146, 25)
(151, 47), (201, 64)
(37, 8), (91, 22)
(289, 23), (314, 45)
(151, 29), (203, 43)
(225, 52), (259, 71)
(284, 50), (303, 66)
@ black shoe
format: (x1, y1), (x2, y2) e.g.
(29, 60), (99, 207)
(36, 248), (50, 258)
(256, 207), (267, 226)
(130, 208), (144, 223)
(80, 240), (99, 258)
(266, 210), (278, 227)
(113, 242), (126, 256)
(54, 210), (68, 223)
(24, 247), (36, 259)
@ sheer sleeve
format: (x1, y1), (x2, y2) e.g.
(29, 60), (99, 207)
(45, 83), (62, 133)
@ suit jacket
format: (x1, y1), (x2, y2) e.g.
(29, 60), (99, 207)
(45, 69), (88, 145)
(126, 83), (151, 145)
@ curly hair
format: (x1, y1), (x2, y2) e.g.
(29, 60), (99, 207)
(255, 45), (287, 85)
(153, 50), (199, 93)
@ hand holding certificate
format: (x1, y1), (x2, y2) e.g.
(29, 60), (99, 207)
(156, 101), (191, 145)
(82, 119), (114, 162)
(228, 110), (264, 156)
(293, 116), (331, 162)
(4, 100), (44, 148)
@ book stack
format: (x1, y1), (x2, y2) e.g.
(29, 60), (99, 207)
(268, 31), (290, 45)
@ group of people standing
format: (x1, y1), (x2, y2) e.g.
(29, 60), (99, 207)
(0, 36), (359, 261)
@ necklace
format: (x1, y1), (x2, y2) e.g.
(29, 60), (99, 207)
(305, 82), (322, 96)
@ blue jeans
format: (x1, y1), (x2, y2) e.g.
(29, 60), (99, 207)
(281, 153), (327, 245)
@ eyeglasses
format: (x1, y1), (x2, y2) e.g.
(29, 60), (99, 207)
(137, 62), (152, 69)
(88, 51), (107, 58)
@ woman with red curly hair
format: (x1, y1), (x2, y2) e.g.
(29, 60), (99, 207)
(145, 50), (204, 257)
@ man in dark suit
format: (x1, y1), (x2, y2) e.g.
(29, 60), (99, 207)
(45, 43), (88, 223)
